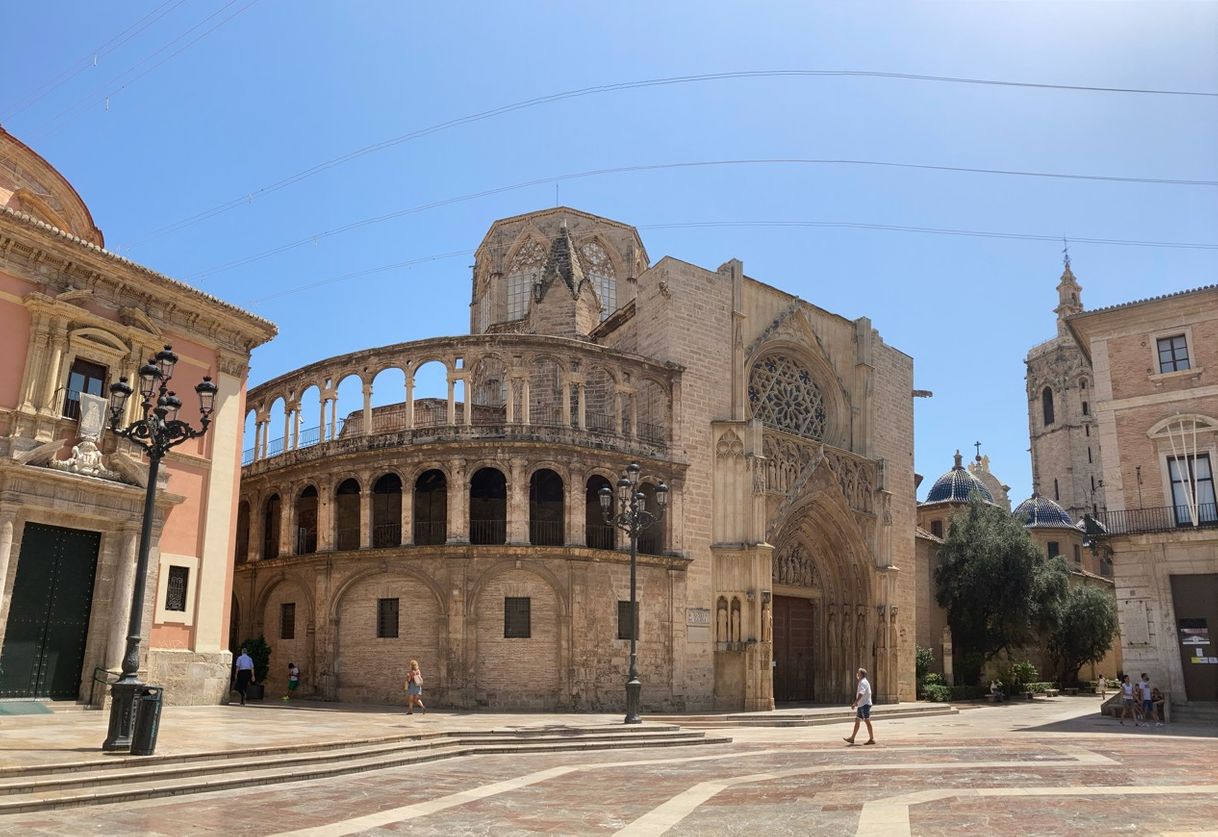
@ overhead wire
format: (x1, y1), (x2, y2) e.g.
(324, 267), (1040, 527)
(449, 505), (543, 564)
(24, 0), (263, 140)
(1, 0), (189, 121)
(183, 157), (1218, 281)
(131, 68), (1218, 246)
(240, 222), (1218, 309)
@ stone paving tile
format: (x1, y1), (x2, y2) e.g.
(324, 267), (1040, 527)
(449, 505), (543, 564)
(910, 794), (1218, 837)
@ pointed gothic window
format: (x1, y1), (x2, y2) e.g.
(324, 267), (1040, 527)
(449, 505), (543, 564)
(506, 240), (545, 321)
(748, 354), (827, 440)
(1042, 387), (1055, 425)
(580, 241), (616, 321)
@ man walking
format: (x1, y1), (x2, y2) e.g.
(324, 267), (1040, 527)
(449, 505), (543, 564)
(234, 647), (256, 706)
(843, 667), (875, 745)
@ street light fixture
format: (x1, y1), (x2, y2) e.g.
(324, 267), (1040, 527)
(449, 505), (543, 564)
(598, 463), (668, 724)
(101, 346), (218, 752)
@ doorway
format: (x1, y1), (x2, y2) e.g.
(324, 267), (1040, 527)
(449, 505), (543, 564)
(1171, 573), (1218, 702)
(773, 595), (815, 702)
(0, 523), (102, 700)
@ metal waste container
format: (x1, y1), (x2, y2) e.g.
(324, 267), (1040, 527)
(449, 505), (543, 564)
(130, 685), (164, 756)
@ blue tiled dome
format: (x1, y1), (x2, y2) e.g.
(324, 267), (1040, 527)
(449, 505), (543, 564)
(924, 451), (994, 504)
(1014, 494), (1079, 529)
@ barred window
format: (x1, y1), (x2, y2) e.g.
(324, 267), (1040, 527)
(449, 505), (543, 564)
(165, 566), (189, 612)
(617, 600), (638, 641)
(377, 598), (399, 638)
(280, 602), (295, 640)
(504, 597), (531, 638)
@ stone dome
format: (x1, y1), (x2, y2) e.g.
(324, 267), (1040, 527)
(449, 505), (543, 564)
(1014, 494), (1080, 529)
(924, 451), (994, 504)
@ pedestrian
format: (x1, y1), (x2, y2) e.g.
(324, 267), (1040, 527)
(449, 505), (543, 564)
(843, 667), (875, 745)
(234, 647), (255, 706)
(1118, 674), (1136, 725)
(405, 659), (426, 715)
(1151, 686), (1166, 726)
(1096, 675), (1107, 700)
(1139, 673), (1157, 726)
(283, 662), (300, 701)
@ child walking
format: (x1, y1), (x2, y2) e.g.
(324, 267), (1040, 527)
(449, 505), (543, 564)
(283, 662), (300, 701)
(405, 660), (426, 715)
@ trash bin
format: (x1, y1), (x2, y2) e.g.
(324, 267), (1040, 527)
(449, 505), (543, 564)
(130, 685), (164, 756)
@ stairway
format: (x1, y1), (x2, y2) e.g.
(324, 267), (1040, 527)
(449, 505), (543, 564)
(656, 702), (958, 729)
(1172, 700), (1218, 724)
(0, 724), (729, 814)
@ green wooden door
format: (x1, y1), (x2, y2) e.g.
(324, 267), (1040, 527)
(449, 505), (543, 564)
(0, 524), (102, 700)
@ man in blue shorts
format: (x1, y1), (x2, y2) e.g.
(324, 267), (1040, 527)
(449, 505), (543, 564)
(843, 667), (875, 745)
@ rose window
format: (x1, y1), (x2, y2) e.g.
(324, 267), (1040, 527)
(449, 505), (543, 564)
(748, 355), (827, 440)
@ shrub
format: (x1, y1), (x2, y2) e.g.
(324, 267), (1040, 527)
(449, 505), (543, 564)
(923, 684), (952, 702)
(915, 645), (936, 686)
(923, 672), (944, 687)
(1004, 660), (1038, 692)
(239, 635), (272, 683)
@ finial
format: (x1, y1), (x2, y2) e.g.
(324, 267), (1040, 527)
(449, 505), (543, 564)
(1061, 236), (1070, 268)
(974, 440), (982, 462)
(953, 449), (963, 470)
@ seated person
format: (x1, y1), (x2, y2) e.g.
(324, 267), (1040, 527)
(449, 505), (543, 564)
(989, 679), (1005, 701)
(1151, 687), (1166, 725)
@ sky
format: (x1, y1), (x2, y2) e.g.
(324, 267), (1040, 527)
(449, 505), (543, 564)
(2, 1), (1216, 504)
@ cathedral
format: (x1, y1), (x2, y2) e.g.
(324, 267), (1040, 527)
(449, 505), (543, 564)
(232, 207), (917, 711)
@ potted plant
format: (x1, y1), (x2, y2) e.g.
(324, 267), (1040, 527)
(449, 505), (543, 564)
(240, 635), (272, 701)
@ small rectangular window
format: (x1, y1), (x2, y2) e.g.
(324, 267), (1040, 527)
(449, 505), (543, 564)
(62, 358), (108, 420)
(617, 600), (638, 641)
(1073, 544), (1082, 564)
(1047, 541), (1060, 558)
(280, 602), (295, 640)
(504, 597), (531, 638)
(1085, 424), (1090, 437)
(1082, 401), (1089, 416)
(1156, 334), (1190, 373)
(1088, 447), (1093, 464)
(165, 566), (189, 612)
(377, 598), (399, 638)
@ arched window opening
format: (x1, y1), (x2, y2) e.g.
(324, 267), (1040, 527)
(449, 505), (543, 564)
(235, 501), (250, 564)
(529, 469), (564, 546)
(930, 519), (943, 539)
(748, 354), (827, 441)
(638, 483), (665, 556)
(372, 473), (403, 547)
(262, 494), (281, 560)
(506, 240), (545, 321)
(470, 467), (507, 545)
(335, 479), (361, 551)
(295, 486), (318, 554)
(581, 241), (616, 321)
(413, 469), (448, 545)
(1042, 387), (1055, 425)
(586, 475), (615, 549)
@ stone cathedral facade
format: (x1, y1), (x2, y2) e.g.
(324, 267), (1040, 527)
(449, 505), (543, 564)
(232, 207), (916, 711)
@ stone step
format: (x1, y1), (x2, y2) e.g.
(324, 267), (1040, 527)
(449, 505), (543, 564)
(0, 728), (729, 814)
(659, 704), (958, 728)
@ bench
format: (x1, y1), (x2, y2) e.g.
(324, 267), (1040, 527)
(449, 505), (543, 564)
(1063, 688), (1078, 696)
(1045, 689), (1060, 697)
(986, 693), (1002, 703)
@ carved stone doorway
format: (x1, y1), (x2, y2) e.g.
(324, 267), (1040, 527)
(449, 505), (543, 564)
(773, 595), (815, 703)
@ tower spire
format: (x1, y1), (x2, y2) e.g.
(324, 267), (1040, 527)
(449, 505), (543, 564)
(1054, 252), (1083, 337)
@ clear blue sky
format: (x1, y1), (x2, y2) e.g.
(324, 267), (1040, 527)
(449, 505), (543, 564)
(4, 2), (1216, 503)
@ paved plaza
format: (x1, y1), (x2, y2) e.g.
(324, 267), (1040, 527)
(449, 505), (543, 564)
(1, 696), (1216, 835)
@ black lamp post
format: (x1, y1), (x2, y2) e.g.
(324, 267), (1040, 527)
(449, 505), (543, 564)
(598, 463), (667, 724)
(101, 345), (218, 752)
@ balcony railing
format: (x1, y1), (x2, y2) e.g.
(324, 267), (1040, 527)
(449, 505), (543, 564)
(336, 526), (361, 551)
(586, 524), (615, 550)
(372, 523), (402, 548)
(296, 527), (317, 555)
(529, 519), (564, 546)
(413, 520), (447, 545)
(470, 519), (506, 545)
(1093, 503), (1218, 536)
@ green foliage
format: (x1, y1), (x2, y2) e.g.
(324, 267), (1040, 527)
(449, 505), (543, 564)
(1006, 660), (1038, 688)
(915, 645), (935, 687)
(934, 497), (1069, 684)
(923, 684), (952, 702)
(1047, 585), (1118, 686)
(923, 672), (944, 687)
(240, 635), (272, 683)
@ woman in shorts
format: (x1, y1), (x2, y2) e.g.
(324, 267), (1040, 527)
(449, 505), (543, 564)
(405, 659), (426, 715)
(1119, 674), (1136, 725)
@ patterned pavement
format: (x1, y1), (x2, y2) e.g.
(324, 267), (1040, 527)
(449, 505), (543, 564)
(1, 696), (1216, 835)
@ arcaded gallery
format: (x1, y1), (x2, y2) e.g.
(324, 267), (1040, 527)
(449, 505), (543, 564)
(232, 207), (917, 712)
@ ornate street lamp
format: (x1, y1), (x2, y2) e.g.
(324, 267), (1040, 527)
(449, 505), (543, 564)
(598, 463), (668, 724)
(101, 346), (218, 752)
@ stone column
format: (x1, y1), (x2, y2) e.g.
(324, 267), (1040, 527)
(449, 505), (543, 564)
(282, 409), (291, 452)
(566, 464), (584, 547)
(40, 328), (67, 416)
(362, 382), (373, 435)
(446, 458), (469, 544)
(319, 396), (328, 441)
(17, 311), (47, 413)
(280, 484), (296, 557)
(359, 476), (372, 549)
(107, 528), (140, 670)
(520, 378), (531, 425)
(0, 512), (18, 631)
(613, 390), (623, 434)
(330, 398), (338, 439)
(446, 375), (456, 426)
(317, 479), (334, 552)
(508, 458), (529, 545)
(462, 376), (472, 426)
(628, 390), (638, 438)
(404, 374), (415, 430)
(400, 479), (414, 545)
(291, 403), (301, 450)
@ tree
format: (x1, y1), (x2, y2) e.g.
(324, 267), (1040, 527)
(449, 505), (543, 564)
(1047, 584), (1118, 686)
(934, 497), (1060, 684)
